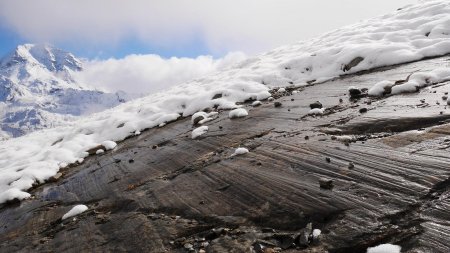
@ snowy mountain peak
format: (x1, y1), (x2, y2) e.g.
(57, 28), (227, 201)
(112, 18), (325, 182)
(0, 44), (129, 138)
(0, 43), (82, 72)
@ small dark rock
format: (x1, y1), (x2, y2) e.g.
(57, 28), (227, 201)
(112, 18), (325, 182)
(319, 178), (333, 190)
(304, 136), (309, 140)
(192, 115), (205, 125)
(343, 57), (364, 72)
(325, 157), (331, 163)
(48, 173), (63, 182)
(273, 234), (296, 250)
(262, 228), (276, 233)
(359, 108), (368, 113)
(212, 93), (223, 99)
(291, 98), (294, 101)
(339, 98), (343, 103)
(128, 159), (134, 163)
(274, 102), (282, 107)
(442, 95), (448, 101)
(348, 87), (362, 98)
(114, 158), (121, 163)
(309, 101), (323, 109)
(152, 145), (158, 149)
(348, 162), (355, 169)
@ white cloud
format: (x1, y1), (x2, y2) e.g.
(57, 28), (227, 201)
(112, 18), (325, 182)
(0, 0), (417, 54)
(75, 52), (247, 94)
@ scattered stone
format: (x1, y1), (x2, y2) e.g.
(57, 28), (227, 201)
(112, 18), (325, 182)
(48, 173), (63, 182)
(268, 97), (274, 102)
(184, 243), (193, 250)
(128, 159), (134, 163)
(114, 158), (121, 163)
(274, 102), (282, 107)
(343, 56), (364, 72)
(262, 228), (276, 233)
(319, 178), (333, 189)
(272, 234), (295, 250)
(309, 101), (323, 109)
(420, 99), (426, 103)
(348, 87), (362, 98)
(326, 157), (331, 163)
(192, 115), (205, 125)
(304, 136), (309, 140)
(297, 231), (309, 247)
(212, 93), (222, 99)
(291, 98), (294, 101)
(339, 98), (343, 103)
(152, 145), (158, 149)
(348, 162), (355, 169)
(263, 248), (276, 253)
(359, 108), (368, 113)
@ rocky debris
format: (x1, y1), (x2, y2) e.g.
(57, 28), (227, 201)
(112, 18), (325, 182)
(348, 162), (355, 169)
(274, 102), (282, 107)
(319, 178), (334, 189)
(309, 101), (323, 109)
(325, 157), (331, 163)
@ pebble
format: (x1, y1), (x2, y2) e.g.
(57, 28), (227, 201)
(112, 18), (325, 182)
(309, 101), (323, 109)
(319, 178), (334, 189)
(348, 162), (355, 169)
(326, 157), (331, 163)
(274, 102), (282, 107)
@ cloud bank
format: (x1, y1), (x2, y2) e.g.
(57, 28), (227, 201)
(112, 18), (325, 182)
(0, 0), (417, 54)
(75, 52), (247, 94)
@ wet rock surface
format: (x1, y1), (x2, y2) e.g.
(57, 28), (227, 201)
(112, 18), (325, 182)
(1, 56), (450, 252)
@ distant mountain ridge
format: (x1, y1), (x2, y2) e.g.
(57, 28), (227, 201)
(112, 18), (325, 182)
(0, 44), (129, 139)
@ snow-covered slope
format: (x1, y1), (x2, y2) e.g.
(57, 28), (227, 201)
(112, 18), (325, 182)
(0, 44), (128, 138)
(1, 0), (450, 203)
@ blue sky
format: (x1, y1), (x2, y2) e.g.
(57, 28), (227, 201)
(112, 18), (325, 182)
(0, 0), (417, 60)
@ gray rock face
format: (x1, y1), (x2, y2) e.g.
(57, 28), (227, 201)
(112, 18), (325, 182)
(1, 56), (450, 252)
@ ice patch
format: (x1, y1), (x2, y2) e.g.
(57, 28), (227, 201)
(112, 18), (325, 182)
(62, 204), (88, 220)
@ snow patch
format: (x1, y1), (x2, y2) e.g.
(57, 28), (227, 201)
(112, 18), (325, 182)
(367, 244), (401, 253)
(308, 108), (324, 115)
(101, 140), (117, 150)
(233, 147), (249, 156)
(312, 229), (321, 239)
(62, 204), (88, 220)
(229, 108), (248, 119)
(192, 126), (209, 139)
